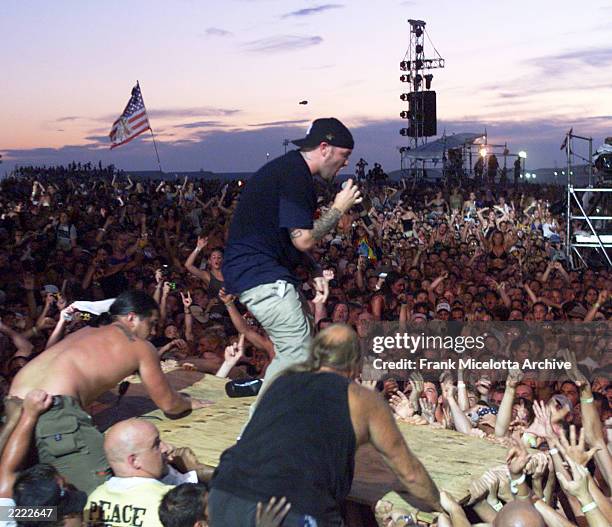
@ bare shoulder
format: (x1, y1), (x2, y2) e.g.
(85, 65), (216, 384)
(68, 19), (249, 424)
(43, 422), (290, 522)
(349, 382), (390, 414)
(348, 382), (388, 445)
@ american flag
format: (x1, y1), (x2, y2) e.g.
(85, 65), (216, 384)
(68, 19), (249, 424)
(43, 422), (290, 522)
(109, 83), (151, 149)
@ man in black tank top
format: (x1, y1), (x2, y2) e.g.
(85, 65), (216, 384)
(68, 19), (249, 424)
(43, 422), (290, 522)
(209, 324), (442, 526)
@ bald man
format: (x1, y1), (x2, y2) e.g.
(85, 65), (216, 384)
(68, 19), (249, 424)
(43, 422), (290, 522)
(84, 419), (173, 527)
(493, 501), (545, 527)
(210, 324), (441, 526)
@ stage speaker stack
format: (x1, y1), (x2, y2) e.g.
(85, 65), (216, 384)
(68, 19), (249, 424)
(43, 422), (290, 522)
(408, 91), (437, 137)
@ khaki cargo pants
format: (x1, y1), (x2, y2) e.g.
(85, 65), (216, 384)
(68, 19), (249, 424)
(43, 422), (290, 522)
(35, 396), (110, 494)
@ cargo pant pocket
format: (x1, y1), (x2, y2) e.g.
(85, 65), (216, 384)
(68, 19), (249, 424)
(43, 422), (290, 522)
(36, 414), (85, 458)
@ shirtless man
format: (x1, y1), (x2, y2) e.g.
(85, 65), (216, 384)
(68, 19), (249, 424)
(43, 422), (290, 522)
(9, 290), (209, 493)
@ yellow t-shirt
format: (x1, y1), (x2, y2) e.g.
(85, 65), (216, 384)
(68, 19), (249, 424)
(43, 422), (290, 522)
(85, 477), (174, 527)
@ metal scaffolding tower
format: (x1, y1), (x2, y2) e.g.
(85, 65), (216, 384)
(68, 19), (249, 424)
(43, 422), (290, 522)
(564, 131), (612, 269)
(399, 19), (444, 178)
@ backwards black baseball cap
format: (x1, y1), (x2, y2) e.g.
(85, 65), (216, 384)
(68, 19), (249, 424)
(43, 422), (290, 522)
(291, 118), (354, 150)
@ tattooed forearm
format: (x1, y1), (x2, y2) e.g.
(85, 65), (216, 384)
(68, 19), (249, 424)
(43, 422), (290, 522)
(312, 207), (342, 241)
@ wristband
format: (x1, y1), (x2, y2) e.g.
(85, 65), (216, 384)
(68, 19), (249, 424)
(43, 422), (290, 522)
(581, 502), (597, 514)
(549, 448), (559, 455)
(490, 501), (503, 512)
(457, 381), (466, 387)
(580, 397), (593, 404)
(510, 473), (525, 494)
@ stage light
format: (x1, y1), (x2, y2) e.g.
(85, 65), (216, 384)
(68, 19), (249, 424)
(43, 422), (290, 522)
(413, 74), (422, 89)
(562, 171), (565, 175)
(400, 93), (410, 101)
(518, 151), (527, 159)
(414, 27), (423, 37)
(400, 61), (410, 70)
(416, 44), (423, 54)
(400, 111), (409, 119)
(400, 128), (410, 136)
(415, 59), (423, 70)
(554, 171), (558, 176)
(532, 174), (536, 179)
(525, 173), (531, 179)
(479, 147), (487, 157)
(424, 74), (433, 89)
(400, 75), (410, 82)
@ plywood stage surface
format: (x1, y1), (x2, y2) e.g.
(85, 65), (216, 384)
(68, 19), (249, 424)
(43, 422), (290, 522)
(93, 371), (507, 525)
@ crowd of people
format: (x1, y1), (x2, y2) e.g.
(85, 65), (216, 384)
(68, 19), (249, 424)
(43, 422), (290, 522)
(0, 128), (611, 527)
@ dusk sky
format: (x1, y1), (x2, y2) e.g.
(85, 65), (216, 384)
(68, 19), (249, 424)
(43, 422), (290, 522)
(2, 0), (611, 174)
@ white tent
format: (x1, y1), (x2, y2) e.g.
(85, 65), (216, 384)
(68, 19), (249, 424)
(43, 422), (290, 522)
(402, 133), (483, 160)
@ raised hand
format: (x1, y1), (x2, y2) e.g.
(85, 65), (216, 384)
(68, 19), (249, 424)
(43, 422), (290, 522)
(532, 400), (556, 441)
(419, 398), (436, 425)
(596, 289), (608, 306)
(322, 269), (335, 282)
(56, 294), (67, 311)
(171, 339), (188, 351)
(557, 425), (600, 466)
(155, 268), (163, 284)
(255, 497), (291, 527)
(196, 236), (208, 250)
(180, 291), (192, 309)
(561, 349), (588, 388)
(218, 288), (236, 305)
(409, 372), (424, 398)
(506, 438), (530, 477)
(44, 293), (56, 307)
(312, 276), (329, 305)
(224, 341), (244, 365)
(475, 376), (491, 396)
(556, 456), (591, 502)
(389, 391), (416, 420)
(60, 304), (76, 321)
(162, 281), (172, 296)
(506, 368), (524, 389)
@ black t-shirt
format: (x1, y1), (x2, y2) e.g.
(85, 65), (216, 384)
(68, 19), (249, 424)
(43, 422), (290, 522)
(222, 150), (316, 294)
(212, 372), (355, 523)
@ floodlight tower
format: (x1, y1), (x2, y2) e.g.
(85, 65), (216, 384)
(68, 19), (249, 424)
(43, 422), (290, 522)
(399, 19), (445, 174)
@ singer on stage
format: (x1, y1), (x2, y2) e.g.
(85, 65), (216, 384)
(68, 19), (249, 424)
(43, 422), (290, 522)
(222, 117), (362, 385)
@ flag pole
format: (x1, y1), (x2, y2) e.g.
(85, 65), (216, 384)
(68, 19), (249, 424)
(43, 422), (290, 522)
(138, 81), (163, 174)
(149, 128), (163, 174)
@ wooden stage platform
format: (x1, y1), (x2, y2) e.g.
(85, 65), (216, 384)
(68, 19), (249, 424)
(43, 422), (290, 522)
(91, 370), (507, 526)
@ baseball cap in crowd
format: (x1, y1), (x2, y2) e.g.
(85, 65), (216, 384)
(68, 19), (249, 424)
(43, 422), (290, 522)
(189, 305), (207, 324)
(436, 302), (451, 313)
(41, 284), (59, 295)
(291, 118), (354, 150)
(412, 313), (427, 322)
